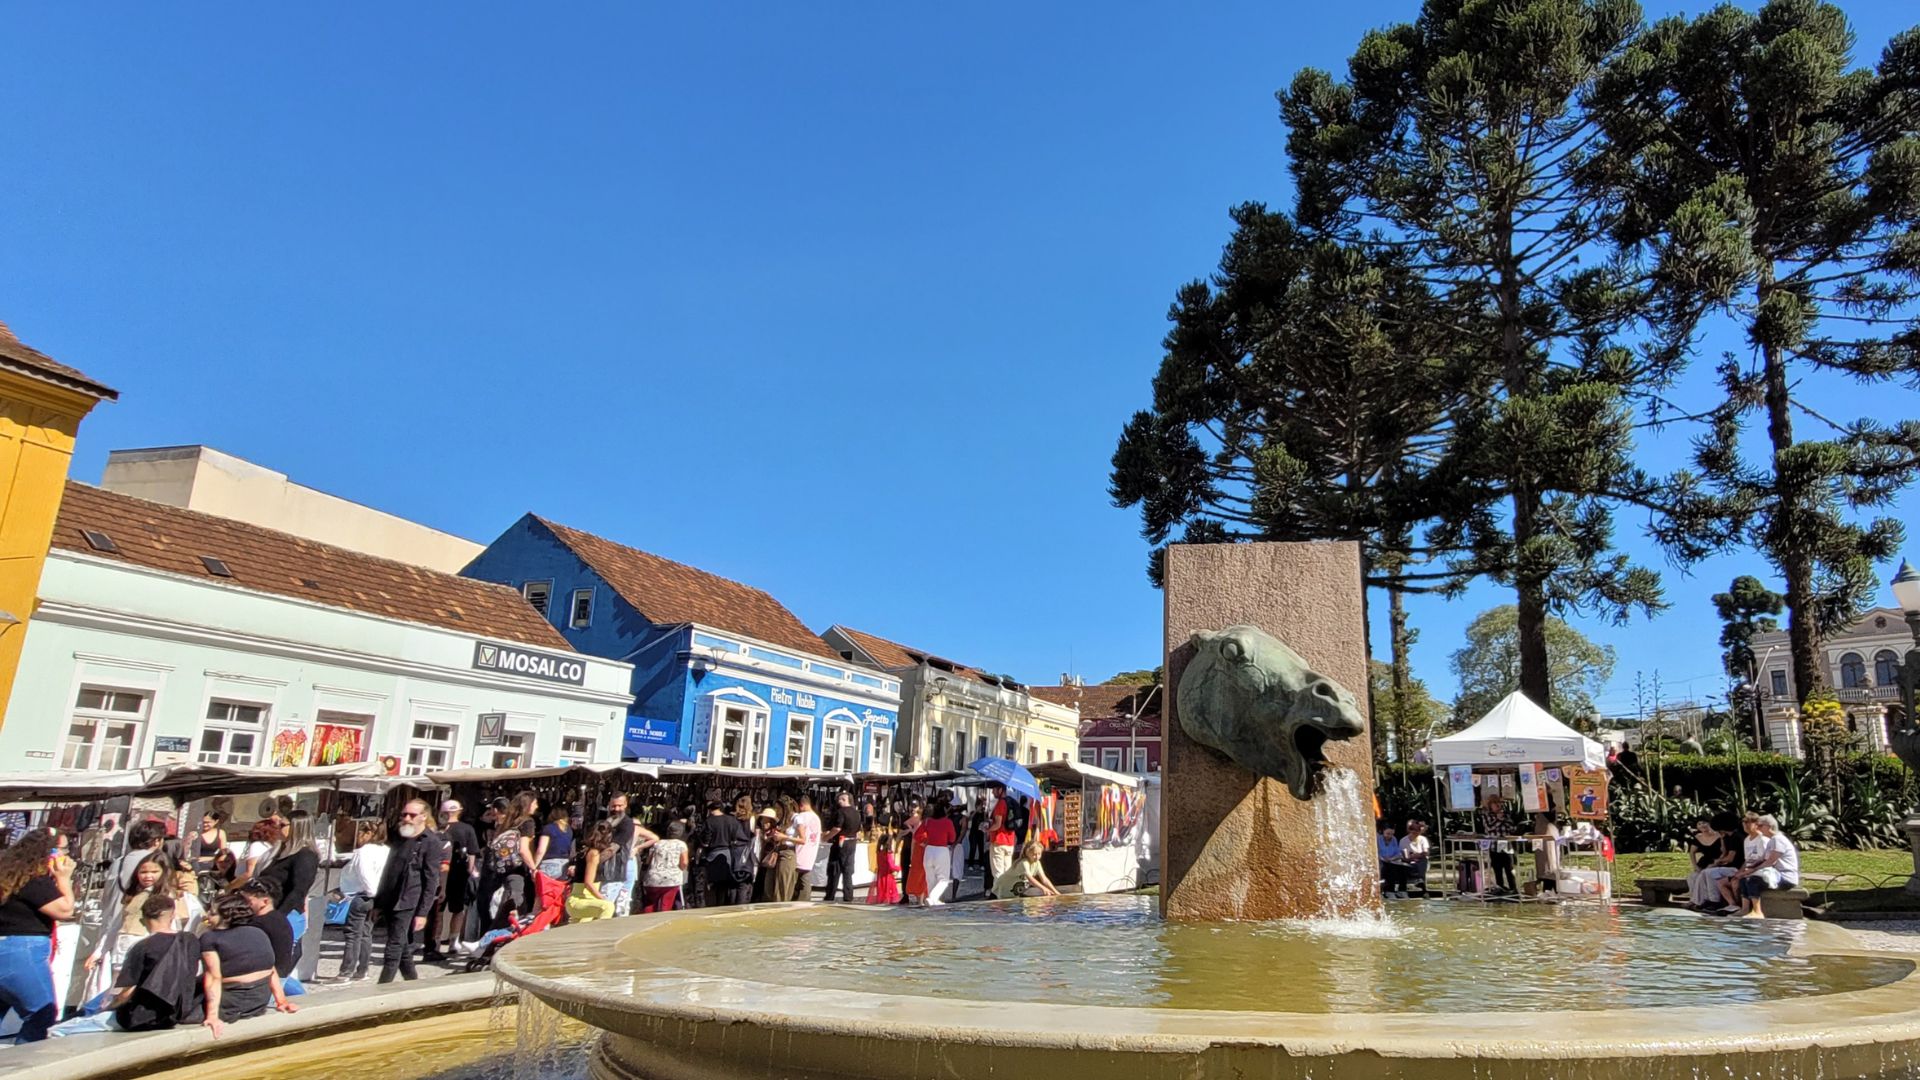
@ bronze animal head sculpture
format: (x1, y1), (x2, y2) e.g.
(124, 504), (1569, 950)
(1177, 625), (1367, 800)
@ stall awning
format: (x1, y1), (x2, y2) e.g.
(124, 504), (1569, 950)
(652, 764), (853, 784)
(135, 762), (398, 799)
(426, 763), (660, 787)
(0, 769), (149, 803)
(1428, 692), (1605, 770)
(1030, 759), (1144, 789)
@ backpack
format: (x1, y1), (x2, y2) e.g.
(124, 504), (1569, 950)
(727, 840), (756, 885)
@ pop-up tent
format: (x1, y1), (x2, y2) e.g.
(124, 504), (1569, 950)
(1430, 691), (1605, 770)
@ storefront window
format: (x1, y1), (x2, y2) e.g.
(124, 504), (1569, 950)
(407, 722), (457, 771)
(929, 726), (943, 769)
(64, 688), (148, 770)
(309, 711), (371, 766)
(1101, 748), (1122, 771)
(1132, 748), (1149, 773)
(199, 700), (268, 765)
(823, 723), (860, 774)
(785, 715), (813, 768)
(559, 735), (595, 765)
(713, 705), (767, 768)
(1079, 747), (1096, 765)
(492, 730), (532, 769)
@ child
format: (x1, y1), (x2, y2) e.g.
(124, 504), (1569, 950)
(866, 833), (901, 905)
(990, 840), (1060, 899)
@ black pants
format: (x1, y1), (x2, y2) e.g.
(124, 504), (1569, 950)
(704, 859), (752, 907)
(823, 840), (858, 902)
(1490, 851), (1517, 892)
(378, 906), (423, 981)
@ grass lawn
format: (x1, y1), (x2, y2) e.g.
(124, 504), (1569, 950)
(1615, 848), (1915, 909)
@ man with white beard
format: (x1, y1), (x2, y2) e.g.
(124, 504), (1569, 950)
(373, 800), (442, 983)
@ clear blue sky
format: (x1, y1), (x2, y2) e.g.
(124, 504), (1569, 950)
(3, 3), (1915, 720)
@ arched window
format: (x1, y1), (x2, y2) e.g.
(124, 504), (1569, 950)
(1840, 652), (1867, 689)
(1876, 650), (1901, 687)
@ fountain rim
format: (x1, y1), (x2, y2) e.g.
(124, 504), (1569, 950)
(494, 899), (1920, 1060)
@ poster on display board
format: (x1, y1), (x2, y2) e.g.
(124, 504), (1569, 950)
(1447, 766), (1475, 811)
(1565, 767), (1609, 819)
(1518, 762), (1545, 812)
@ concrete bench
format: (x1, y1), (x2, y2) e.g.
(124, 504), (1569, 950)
(1635, 875), (1809, 918)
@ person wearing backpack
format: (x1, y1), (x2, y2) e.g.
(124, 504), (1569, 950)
(699, 799), (754, 907)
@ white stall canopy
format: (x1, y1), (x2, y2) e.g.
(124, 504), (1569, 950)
(1429, 691), (1605, 770)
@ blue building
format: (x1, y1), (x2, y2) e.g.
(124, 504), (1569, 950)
(463, 515), (900, 770)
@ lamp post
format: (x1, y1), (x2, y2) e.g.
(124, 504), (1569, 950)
(1884, 559), (1920, 896)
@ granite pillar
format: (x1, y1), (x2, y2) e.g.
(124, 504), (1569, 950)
(1161, 540), (1378, 921)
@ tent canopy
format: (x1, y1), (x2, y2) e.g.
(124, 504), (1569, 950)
(1030, 759), (1144, 790)
(1429, 691), (1605, 770)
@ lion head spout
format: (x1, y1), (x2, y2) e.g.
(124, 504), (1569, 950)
(1176, 625), (1366, 800)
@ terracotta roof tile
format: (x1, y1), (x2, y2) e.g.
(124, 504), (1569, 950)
(0, 320), (117, 400)
(1030, 681), (1163, 721)
(534, 517), (838, 661)
(828, 626), (994, 681)
(54, 483), (570, 650)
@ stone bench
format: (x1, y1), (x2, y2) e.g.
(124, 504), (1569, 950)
(1635, 876), (1809, 918)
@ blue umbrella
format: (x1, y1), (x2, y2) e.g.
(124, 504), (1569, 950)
(966, 757), (1042, 801)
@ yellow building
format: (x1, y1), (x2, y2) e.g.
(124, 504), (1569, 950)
(0, 320), (116, 732)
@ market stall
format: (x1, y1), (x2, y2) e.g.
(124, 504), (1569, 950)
(1428, 692), (1612, 899)
(1030, 759), (1151, 894)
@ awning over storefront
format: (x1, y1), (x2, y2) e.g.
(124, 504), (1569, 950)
(426, 762), (660, 787)
(1030, 759), (1145, 789)
(0, 762), (401, 804)
(0, 769), (149, 803)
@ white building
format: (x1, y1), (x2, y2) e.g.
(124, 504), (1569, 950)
(0, 483), (633, 774)
(1751, 607), (1910, 756)
(100, 445), (484, 574)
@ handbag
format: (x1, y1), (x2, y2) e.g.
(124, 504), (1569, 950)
(325, 896), (352, 926)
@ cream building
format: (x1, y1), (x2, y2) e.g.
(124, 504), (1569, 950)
(821, 626), (1077, 770)
(1751, 607), (1912, 756)
(100, 445), (484, 573)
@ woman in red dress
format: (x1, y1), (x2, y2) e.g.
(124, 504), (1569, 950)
(867, 832), (901, 905)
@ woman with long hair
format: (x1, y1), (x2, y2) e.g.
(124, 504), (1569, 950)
(199, 891), (296, 1037)
(255, 810), (319, 921)
(335, 820), (387, 982)
(81, 850), (174, 1004)
(564, 820), (619, 923)
(190, 811), (230, 898)
(0, 832), (76, 1042)
(755, 807), (799, 903)
(533, 805), (573, 881)
(485, 793), (540, 927)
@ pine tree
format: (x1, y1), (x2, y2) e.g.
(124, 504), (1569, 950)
(1279, 0), (1675, 714)
(1713, 575), (1785, 681)
(1589, 1), (1920, 701)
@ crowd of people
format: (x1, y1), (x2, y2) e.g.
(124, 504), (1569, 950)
(0, 780), (1071, 1047)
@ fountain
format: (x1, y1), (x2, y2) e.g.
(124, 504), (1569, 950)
(493, 542), (1920, 1080)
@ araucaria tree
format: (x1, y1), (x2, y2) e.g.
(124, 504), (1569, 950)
(1108, 207), (1474, 757)
(1590, 1), (1920, 702)
(1278, 0), (1677, 714)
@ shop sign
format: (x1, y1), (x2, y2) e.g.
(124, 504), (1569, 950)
(624, 718), (679, 745)
(473, 642), (586, 686)
(1565, 767), (1609, 819)
(154, 736), (192, 755)
(476, 712), (508, 747)
(770, 687), (817, 710)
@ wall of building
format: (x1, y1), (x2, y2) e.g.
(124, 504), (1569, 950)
(100, 446), (484, 574)
(677, 629), (897, 769)
(895, 666), (1078, 770)
(0, 551), (633, 772)
(0, 374), (103, 733)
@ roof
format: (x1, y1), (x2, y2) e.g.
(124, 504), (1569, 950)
(1030, 681), (1162, 719)
(828, 625), (994, 681)
(1429, 691), (1605, 769)
(534, 517), (838, 661)
(54, 482), (573, 650)
(0, 319), (117, 400)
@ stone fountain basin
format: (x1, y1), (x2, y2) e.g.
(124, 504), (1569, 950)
(495, 898), (1920, 1080)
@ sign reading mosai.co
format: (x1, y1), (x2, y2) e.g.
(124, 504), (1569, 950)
(473, 641), (586, 686)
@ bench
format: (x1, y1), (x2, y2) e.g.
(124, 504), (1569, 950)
(1634, 876), (1810, 918)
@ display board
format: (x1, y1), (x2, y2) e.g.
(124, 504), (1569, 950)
(1061, 790), (1082, 847)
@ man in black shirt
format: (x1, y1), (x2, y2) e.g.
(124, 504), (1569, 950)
(697, 803), (753, 907)
(821, 792), (864, 902)
(237, 880), (303, 994)
(602, 793), (637, 916)
(48, 894), (202, 1036)
(374, 800), (443, 983)
(431, 799), (481, 952)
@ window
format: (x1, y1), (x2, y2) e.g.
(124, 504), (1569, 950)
(559, 735), (595, 765)
(63, 688), (149, 770)
(1003, 740), (1016, 760)
(1877, 650), (1901, 687)
(1080, 747), (1097, 765)
(1026, 745), (1037, 765)
(198, 700), (268, 765)
(975, 735), (989, 763)
(1132, 748), (1149, 773)
(785, 715), (813, 768)
(309, 711), (372, 766)
(713, 705), (767, 768)
(1046, 748), (1055, 762)
(929, 726), (943, 770)
(1770, 669), (1788, 697)
(492, 730), (532, 769)
(1841, 652), (1867, 689)
(1101, 748), (1123, 771)
(569, 588), (593, 629)
(870, 731), (892, 771)
(957, 739), (970, 770)
(823, 723), (860, 774)
(522, 580), (552, 616)
(407, 722), (457, 771)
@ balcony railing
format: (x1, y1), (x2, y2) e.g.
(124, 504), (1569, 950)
(1836, 686), (1902, 704)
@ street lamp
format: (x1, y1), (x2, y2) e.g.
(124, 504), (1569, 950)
(1895, 560), (1920, 735)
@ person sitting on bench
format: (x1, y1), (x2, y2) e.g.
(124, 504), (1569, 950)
(1718, 813), (1798, 917)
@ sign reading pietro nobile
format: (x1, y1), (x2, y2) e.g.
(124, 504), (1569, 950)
(473, 641), (587, 686)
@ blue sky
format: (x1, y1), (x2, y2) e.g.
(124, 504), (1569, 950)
(3, 3), (1915, 720)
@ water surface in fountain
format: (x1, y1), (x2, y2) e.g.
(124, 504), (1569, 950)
(634, 892), (1911, 1013)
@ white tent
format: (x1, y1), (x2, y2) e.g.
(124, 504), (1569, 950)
(1429, 691), (1605, 770)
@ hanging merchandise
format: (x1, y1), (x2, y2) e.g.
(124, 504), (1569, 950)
(1447, 766), (1475, 811)
(1518, 763), (1544, 813)
(1565, 767), (1609, 820)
